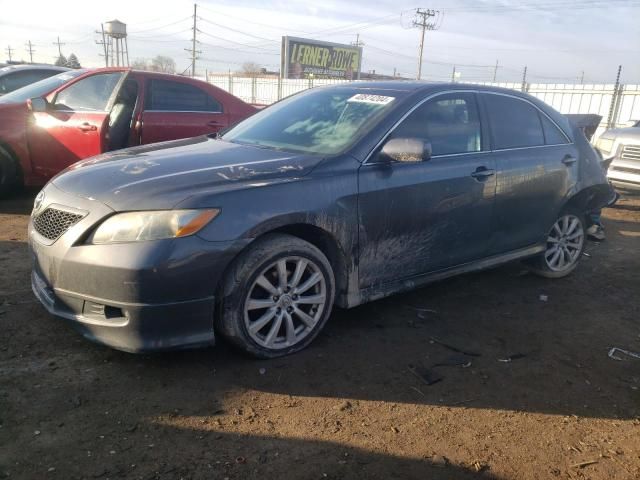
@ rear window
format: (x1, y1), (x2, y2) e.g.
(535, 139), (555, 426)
(540, 114), (569, 145)
(484, 94), (544, 149)
(145, 79), (222, 112)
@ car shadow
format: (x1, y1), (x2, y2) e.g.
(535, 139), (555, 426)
(0, 187), (40, 215)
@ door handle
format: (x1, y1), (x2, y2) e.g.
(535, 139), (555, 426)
(77, 122), (97, 132)
(471, 167), (495, 180)
(206, 121), (223, 127)
(562, 155), (577, 166)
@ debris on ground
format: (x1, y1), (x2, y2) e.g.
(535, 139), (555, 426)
(408, 364), (443, 386)
(571, 460), (599, 469)
(405, 305), (438, 314)
(498, 353), (527, 363)
(432, 353), (473, 368)
(429, 337), (481, 357)
(539, 294), (548, 302)
(429, 455), (449, 467)
(472, 461), (489, 472)
(608, 347), (640, 361)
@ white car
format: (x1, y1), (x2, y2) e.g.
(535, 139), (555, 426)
(594, 121), (640, 192)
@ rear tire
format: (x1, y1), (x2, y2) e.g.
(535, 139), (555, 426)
(216, 233), (335, 359)
(0, 145), (21, 199)
(526, 209), (586, 279)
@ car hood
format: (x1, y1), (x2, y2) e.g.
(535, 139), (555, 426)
(52, 136), (324, 211)
(599, 127), (640, 143)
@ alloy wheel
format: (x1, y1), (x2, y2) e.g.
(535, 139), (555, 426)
(544, 214), (584, 272)
(243, 256), (327, 350)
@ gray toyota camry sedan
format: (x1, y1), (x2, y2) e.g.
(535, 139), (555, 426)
(29, 82), (614, 358)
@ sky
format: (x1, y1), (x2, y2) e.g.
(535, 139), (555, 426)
(1, 0), (639, 83)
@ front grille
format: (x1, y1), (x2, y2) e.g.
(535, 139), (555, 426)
(33, 207), (84, 241)
(612, 165), (640, 175)
(621, 144), (640, 162)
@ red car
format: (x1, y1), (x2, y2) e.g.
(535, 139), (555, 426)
(0, 67), (257, 195)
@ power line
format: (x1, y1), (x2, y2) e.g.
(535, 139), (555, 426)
(128, 17), (192, 34)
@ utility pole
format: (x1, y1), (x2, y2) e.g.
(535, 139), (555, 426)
(521, 65), (528, 92)
(451, 65), (456, 82)
(579, 70), (584, 84)
(493, 59), (499, 82)
(184, 3), (201, 77)
(5, 45), (14, 62)
(25, 41), (35, 63)
(53, 36), (65, 58)
(412, 8), (440, 80)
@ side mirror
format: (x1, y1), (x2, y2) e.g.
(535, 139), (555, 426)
(379, 138), (432, 163)
(28, 97), (48, 113)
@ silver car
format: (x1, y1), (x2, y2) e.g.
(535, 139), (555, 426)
(0, 64), (70, 96)
(594, 120), (640, 192)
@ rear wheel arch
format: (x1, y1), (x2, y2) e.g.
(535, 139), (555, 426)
(559, 184), (614, 220)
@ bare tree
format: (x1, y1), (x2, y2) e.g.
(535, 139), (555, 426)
(150, 56), (176, 73)
(131, 56), (176, 73)
(239, 61), (263, 76)
(131, 58), (149, 70)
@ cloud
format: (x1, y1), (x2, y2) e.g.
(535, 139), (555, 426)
(0, 0), (638, 82)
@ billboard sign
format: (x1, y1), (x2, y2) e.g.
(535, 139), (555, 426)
(281, 36), (362, 80)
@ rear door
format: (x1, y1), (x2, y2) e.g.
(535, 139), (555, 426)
(480, 92), (577, 254)
(140, 78), (228, 144)
(26, 71), (125, 177)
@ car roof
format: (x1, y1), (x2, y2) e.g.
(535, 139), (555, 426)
(0, 64), (71, 74)
(324, 80), (532, 97)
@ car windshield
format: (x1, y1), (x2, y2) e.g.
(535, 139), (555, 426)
(222, 88), (401, 155)
(0, 69), (85, 104)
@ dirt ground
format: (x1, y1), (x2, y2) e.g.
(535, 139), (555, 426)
(0, 189), (638, 480)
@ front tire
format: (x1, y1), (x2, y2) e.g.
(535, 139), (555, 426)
(216, 233), (335, 358)
(526, 210), (586, 279)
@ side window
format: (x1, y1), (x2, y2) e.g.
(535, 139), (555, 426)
(145, 79), (222, 112)
(390, 92), (481, 156)
(53, 73), (123, 112)
(0, 70), (56, 94)
(540, 114), (569, 145)
(484, 94), (544, 149)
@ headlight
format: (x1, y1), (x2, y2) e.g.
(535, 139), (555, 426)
(90, 209), (220, 244)
(596, 137), (614, 156)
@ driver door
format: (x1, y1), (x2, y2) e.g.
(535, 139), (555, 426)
(357, 92), (496, 288)
(27, 71), (126, 178)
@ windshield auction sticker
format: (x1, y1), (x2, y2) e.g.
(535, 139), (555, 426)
(347, 94), (395, 105)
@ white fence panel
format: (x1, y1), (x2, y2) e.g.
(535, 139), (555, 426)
(208, 74), (639, 131)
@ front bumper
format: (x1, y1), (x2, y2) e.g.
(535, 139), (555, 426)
(608, 159), (640, 192)
(31, 269), (217, 352)
(29, 183), (249, 353)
